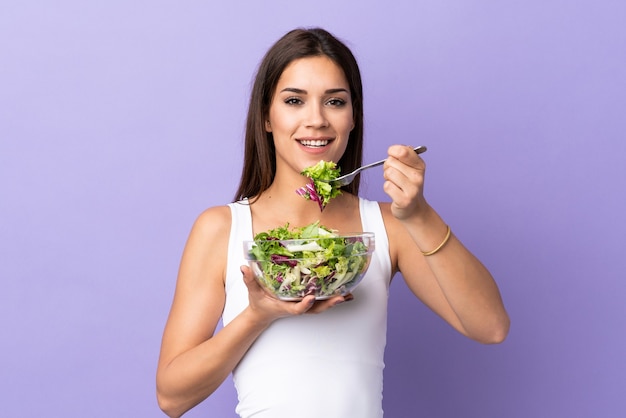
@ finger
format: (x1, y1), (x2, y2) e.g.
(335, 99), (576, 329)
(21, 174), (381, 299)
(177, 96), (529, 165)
(383, 164), (423, 196)
(384, 156), (425, 182)
(305, 294), (353, 314)
(387, 145), (423, 166)
(387, 144), (411, 159)
(240, 265), (259, 290)
(289, 295), (317, 315)
(241, 265), (272, 303)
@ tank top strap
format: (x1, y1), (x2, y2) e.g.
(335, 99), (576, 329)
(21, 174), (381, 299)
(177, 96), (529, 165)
(225, 200), (253, 294)
(359, 198), (392, 280)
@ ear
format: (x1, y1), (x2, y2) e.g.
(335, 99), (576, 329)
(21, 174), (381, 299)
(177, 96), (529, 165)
(265, 120), (272, 132)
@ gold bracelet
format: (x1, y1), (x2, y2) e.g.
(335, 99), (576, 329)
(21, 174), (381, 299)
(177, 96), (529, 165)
(421, 225), (452, 256)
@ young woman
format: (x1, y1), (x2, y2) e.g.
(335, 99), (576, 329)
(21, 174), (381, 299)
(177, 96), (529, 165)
(157, 28), (509, 418)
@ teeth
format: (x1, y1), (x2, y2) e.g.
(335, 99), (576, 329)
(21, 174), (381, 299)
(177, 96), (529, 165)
(300, 139), (329, 147)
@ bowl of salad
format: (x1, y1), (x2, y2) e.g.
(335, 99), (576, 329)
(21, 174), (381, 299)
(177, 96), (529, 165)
(244, 222), (375, 301)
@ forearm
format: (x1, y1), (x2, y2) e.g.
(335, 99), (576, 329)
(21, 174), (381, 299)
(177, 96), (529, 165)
(157, 307), (271, 417)
(402, 205), (510, 343)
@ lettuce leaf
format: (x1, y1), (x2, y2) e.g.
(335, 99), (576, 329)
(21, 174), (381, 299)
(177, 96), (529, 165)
(296, 160), (342, 211)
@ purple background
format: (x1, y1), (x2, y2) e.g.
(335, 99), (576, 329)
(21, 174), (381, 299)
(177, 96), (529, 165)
(1, 1), (625, 417)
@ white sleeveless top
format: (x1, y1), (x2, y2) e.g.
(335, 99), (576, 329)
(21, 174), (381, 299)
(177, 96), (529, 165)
(223, 198), (392, 418)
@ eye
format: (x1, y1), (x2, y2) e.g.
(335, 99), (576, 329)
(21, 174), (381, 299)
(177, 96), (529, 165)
(284, 97), (303, 105)
(326, 98), (347, 107)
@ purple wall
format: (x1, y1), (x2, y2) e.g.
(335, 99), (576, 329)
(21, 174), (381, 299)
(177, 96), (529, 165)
(1, 1), (624, 417)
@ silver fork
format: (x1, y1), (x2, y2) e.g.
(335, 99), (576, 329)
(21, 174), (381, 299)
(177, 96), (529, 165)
(324, 145), (427, 186)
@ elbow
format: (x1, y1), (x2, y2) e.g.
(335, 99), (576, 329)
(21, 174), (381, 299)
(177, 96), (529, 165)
(463, 310), (510, 345)
(479, 314), (510, 345)
(482, 327), (508, 345)
(156, 390), (184, 418)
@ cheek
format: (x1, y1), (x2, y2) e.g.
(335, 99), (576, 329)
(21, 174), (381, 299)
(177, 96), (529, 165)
(339, 114), (355, 134)
(268, 109), (297, 132)
(339, 106), (355, 132)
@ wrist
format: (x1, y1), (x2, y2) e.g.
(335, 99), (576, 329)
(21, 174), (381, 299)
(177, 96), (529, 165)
(420, 224), (452, 256)
(400, 205), (450, 255)
(401, 201), (437, 228)
(240, 305), (275, 331)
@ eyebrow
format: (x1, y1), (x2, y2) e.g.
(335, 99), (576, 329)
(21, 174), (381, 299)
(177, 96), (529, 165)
(279, 87), (350, 94)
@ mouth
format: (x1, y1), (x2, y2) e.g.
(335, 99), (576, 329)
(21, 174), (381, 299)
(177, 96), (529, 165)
(298, 138), (332, 148)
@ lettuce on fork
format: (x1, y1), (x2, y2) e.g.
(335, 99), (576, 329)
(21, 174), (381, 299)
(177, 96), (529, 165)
(296, 160), (342, 211)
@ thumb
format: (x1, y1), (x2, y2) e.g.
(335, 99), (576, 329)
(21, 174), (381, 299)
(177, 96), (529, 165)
(241, 265), (265, 295)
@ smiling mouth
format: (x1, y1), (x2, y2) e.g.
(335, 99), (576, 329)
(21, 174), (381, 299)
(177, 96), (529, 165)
(299, 139), (330, 147)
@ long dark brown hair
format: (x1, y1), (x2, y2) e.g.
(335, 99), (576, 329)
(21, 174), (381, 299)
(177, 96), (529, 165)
(233, 28), (364, 202)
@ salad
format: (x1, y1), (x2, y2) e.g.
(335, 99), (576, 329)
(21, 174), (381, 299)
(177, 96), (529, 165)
(296, 160), (342, 211)
(246, 221), (374, 300)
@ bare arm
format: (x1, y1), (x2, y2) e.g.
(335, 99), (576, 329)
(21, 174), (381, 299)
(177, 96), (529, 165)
(382, 145), (510, 344)
(156, 207), (347, 417)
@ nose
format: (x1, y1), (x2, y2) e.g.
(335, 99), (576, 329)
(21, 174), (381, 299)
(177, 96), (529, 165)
(304, 103), (329, 128)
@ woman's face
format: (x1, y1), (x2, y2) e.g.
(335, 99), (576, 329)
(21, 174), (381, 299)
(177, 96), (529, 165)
(267, 55), (354, 176)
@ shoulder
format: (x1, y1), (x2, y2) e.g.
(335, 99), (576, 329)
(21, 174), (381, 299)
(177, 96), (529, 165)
(192, 205), (232, 235)
(375, 201), (398, 229)
(375, 202), (399, 232)
(184, 205), (232, 270)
